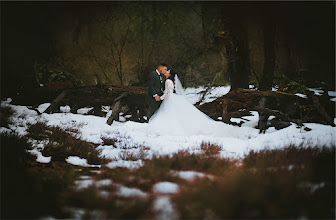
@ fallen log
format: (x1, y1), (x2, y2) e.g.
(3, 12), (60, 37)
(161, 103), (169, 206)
(307, 91), (335, 126)
(198, 88), (335, 131)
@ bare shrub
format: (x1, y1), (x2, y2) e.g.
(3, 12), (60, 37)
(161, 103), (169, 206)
(201, 142), (221, 157)
(0, 105), (14, 128)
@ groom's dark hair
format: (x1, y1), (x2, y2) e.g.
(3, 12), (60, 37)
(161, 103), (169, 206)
(158, 63), (168, 68)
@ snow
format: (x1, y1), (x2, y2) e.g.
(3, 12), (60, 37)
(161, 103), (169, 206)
(153, 196), (179, 220)
(298, 182), (326, 194)
(308, 88), (336, 99)
(153, 182), (180, 194)
(184, 86), (230, 105)
(230, 118), (245, 124)
(106, 160), (144, 169)
(66, 156), (101, 168)
(95, 179), (113, 188)
(0, 127), (12, 134)
(328, 91), (336, 97)
(2, 98), (12, 104)
(116, 186), (148, 198)
(77, 107), (94, 115)
(295, 93), (307, 99)
(37, 103), (51, 113)
(241, 111), (259, 128)
(74, 177), (94, 190)
(28, 149), (51, 163)
(171, 170), (213, 181)
(60, 105), (71, 113)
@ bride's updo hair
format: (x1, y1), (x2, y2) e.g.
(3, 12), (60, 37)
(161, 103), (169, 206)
(168, 69), (176, 83)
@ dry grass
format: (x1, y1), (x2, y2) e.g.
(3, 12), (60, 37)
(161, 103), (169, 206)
(173, 146), (335, 219)
(201, 142), (221, 157)
(0, 105), (14, 128)
(102, 137), (118, 146)
(99, 149), (236, 192)
(27, 122), (108, 165)
(2, 117), (334, 219)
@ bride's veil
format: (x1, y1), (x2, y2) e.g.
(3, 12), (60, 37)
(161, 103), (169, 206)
(174, 74), (185, 96)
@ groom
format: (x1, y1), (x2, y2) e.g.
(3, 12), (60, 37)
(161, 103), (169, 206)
(147, 63), (168, 119)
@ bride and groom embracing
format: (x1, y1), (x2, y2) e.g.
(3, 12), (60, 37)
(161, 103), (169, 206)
(145, 63), (241, 137)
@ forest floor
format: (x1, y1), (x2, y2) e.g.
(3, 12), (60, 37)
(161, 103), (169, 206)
(1, 85), (335, 219)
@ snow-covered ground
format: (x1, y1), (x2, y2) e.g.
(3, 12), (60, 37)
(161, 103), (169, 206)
(1, 86), (335, 168)
(184, 85), (231, 105)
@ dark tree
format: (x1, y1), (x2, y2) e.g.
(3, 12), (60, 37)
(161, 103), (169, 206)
(227, 17), (251, 91)
(259, 16), (276, 91)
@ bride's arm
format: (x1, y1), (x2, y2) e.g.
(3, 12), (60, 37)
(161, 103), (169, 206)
(160, 79), (174, 100)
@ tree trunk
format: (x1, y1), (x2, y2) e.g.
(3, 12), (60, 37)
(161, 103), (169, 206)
(260, 20), (276, 91)
(229, 18), (250, 91)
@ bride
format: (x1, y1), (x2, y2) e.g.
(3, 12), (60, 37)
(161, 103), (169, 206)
(147, 70), (245, 138)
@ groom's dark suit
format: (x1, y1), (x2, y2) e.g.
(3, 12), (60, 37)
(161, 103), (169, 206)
(147, 70), (165, 119)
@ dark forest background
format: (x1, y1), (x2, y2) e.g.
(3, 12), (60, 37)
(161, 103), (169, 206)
(1, 1), (335, 98)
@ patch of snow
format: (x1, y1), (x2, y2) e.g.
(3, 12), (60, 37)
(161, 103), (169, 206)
(105, 110), (112, 119)
(66, 156), (101, 168)
(230, 118), (245, 124)
(27, 149), (51, 163)
(241, 111), (259, 128)
(272, 86), (279, 91)
(77, 107), (94, 115)
(107, 160), (144, 170)
(298, 182), (326, 194)
(95, 179), (113, 188)
(308, 88), (329, 96)
(153, 182), (180, 194)
(101, 106), (110, 112)
(0, 127), (12, 134)
(153, 196), (179, 220)
(116, 186), (148, 198)
(184, 86), (230, 105)
(37, 103), (51, 113)
(60, 105), (71, 113)
(1, 98), (12, 104)
(330, 97), (336, 102)
(91, 170), (101, 174)
(295, 93), (307, 99)
(328, 91), (336, 97)
(268, 115), (276, 121)
(74, 179), (94, 190)
(171, 170), (213, 181)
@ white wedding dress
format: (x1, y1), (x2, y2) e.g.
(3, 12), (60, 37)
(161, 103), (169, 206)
(147, 75), (241, 138)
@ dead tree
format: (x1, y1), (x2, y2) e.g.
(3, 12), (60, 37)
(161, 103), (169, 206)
(106, 92), (129, 125)
(43, 90), (68, 114)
